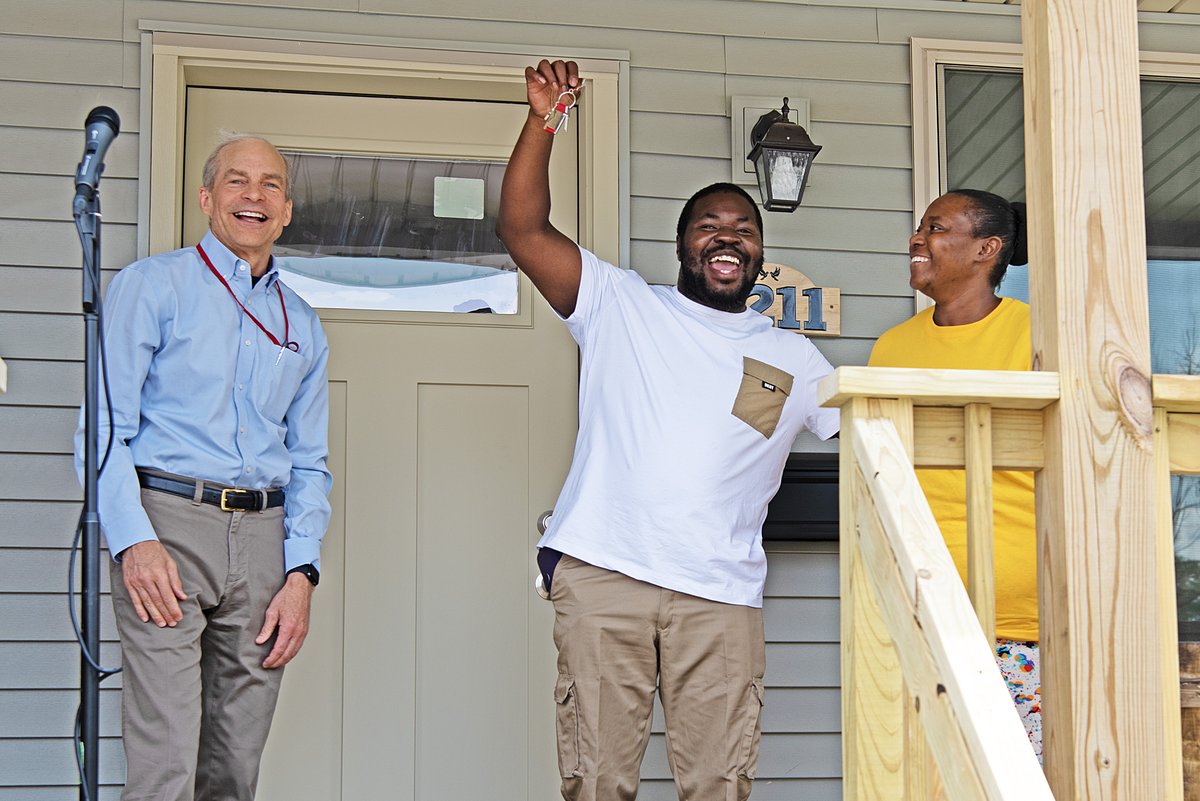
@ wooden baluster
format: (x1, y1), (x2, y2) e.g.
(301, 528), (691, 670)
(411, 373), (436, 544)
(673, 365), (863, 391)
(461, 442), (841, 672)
(1155, 406), (1185, 801)
(964, 403), (996, 643)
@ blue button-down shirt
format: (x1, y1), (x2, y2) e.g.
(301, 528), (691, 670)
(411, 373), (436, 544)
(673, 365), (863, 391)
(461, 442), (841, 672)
(74, 231), (332, 571)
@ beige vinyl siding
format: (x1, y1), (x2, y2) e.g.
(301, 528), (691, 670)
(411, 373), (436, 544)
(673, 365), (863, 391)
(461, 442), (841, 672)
(3, 1), (1199, 798)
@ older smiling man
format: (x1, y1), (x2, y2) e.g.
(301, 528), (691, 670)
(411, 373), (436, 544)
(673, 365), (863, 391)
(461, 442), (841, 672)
(74, 133), (331, 801)
(498, 59), (840, 801)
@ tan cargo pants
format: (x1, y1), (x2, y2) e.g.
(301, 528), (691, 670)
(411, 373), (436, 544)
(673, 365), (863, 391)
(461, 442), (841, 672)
(549, 554), (766, 801)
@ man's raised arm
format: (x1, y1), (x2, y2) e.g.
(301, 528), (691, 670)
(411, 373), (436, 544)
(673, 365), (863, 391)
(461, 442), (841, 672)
(497, 59), (584, 318)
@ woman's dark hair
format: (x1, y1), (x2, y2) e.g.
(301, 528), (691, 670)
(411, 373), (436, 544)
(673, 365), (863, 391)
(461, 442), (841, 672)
(676, 182), (763, 243)
(946, 189), (1028, 288)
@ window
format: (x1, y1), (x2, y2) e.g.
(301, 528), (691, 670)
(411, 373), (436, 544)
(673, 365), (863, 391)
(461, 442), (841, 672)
(913, 40), (1200, 636)
(275, 153), (517, 314)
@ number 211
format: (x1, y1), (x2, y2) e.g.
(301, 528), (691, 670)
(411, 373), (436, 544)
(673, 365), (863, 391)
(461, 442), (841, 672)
(749, 286), (826, 332)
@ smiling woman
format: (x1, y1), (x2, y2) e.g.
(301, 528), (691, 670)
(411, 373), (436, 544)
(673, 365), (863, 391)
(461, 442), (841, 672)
(868, 188), (1044, 761)
(905, 191), (1024, 326)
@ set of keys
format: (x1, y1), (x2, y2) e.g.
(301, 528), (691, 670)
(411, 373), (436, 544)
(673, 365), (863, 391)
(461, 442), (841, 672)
(543, 88), (579, 135)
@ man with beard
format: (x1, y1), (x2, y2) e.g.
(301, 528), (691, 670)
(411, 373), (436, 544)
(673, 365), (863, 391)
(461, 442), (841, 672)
(498, 59), (839, 801)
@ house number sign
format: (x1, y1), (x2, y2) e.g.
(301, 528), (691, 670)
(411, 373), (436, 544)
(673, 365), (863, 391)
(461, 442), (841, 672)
(747, 263), (840, 337)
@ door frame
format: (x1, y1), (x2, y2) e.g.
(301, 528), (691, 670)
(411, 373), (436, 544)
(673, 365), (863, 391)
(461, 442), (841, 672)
(137, 25), (615, 800)
(139, 25), (628, 271)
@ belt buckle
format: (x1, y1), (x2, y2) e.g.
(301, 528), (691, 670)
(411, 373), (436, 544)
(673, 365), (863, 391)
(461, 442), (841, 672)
(220, 488), (251, 512)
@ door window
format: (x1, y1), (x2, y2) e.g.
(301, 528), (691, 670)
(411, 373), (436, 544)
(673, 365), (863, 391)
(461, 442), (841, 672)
(275, 152), (517, 314)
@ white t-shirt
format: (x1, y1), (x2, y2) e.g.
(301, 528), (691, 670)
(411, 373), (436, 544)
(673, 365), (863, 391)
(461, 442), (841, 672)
(538, 247), (839, 607)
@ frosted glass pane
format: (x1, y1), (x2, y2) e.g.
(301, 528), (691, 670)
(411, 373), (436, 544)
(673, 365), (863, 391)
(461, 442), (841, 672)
(274, 152), (515, 314)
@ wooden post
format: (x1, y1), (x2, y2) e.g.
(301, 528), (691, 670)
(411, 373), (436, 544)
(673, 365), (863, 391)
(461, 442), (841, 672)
(841, 398), (945, 800)
(1022, 1), (1171, 798)
(840, 396), (907, 799)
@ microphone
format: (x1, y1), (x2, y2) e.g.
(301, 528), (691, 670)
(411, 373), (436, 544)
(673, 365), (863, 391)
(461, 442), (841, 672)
(74, 106), (120, 203)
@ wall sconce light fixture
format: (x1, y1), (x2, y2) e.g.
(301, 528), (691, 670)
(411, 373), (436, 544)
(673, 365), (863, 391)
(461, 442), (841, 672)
(747, 98), (822, 212)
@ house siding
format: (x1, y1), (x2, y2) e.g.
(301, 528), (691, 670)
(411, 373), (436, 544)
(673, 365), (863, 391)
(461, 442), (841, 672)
(2, 1), (1198, 798)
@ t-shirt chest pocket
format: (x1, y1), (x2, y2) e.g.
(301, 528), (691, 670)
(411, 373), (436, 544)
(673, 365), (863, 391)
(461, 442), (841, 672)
(731, 357), (794, 439)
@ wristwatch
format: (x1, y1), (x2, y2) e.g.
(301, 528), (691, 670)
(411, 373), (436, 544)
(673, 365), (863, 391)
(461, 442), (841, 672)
(286, 563), (320, 587)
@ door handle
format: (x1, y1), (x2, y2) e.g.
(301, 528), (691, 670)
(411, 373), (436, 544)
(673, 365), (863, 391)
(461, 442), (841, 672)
(534, 510), (554, 600)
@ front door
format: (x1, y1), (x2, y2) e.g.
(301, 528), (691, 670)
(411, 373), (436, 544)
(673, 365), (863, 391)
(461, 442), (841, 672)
(183, 87), (579, 801)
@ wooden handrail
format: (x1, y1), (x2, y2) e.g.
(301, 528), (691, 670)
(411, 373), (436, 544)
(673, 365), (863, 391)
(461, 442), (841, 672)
(851, 416), (1052, 800)
(825, 367), (1198, 799)
(1154, 375), (1200, 414)
(819, 367), (1060, 410)
(911, 407), (1045, 471)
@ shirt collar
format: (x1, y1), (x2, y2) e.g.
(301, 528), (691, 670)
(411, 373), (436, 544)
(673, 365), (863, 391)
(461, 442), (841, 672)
(669, 284), (758, 322)
(198, 230), (280, 288)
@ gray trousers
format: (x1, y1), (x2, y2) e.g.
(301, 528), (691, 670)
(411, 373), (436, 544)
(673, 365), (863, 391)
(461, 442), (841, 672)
(110, 486), (287, 801)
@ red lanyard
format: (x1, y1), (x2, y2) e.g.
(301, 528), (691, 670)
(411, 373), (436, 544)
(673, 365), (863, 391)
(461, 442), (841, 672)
(197, 244), (298, 352)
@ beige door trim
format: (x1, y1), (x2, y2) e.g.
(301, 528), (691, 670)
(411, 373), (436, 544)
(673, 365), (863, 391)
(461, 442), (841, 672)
(141, 30), (627, 266)
(161, 45), (587, 800)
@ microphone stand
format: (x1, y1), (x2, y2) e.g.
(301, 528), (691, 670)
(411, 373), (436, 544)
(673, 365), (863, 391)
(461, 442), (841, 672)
(74, 187), (102, 801)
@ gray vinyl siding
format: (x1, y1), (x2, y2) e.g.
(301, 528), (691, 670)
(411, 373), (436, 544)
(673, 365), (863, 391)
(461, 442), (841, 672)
(0, 7), (136, 793)
(3, 1), (1199, 798)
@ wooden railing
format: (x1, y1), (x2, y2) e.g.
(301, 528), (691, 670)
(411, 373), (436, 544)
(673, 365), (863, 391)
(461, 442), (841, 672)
(820, 366), (1200, 800)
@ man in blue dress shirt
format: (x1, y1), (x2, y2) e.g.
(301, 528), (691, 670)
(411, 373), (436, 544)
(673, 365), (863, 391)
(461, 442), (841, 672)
(74, 134), (331, 801)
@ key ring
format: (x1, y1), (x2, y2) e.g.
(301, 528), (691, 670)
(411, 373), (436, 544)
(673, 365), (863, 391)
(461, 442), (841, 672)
(543, 88), (580, 135)
(554, 89), (578, 112)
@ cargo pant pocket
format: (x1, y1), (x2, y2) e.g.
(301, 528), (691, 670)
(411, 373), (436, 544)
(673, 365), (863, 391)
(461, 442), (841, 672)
(735, 678), (765, 800)
(555, 674), (583, 780)
(731, 357), (793, 439)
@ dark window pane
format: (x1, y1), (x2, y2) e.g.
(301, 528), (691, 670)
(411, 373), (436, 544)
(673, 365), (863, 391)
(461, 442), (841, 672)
(944, 68), (1026, 202)
(944, 69), (1200, 258)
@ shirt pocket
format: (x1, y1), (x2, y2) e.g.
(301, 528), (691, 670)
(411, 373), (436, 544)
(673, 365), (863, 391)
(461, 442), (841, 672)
(258, 346), (311, 424)
(731, 357), (794, 439)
